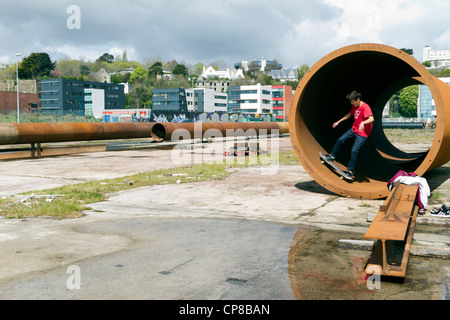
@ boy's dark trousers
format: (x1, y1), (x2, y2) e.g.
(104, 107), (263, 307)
(331, 128), (368, 172)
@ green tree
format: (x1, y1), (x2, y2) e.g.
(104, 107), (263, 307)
(285, 80), (299, 89)
(255, 73), (274, 85)
(129, 81), (149, 108)
(193, 62), (205, 75)
(0, 64), (16, 80)
(397, 85), (419, 117)
(97, 53), (114, 63)
(18, 52), (55, 79)
(79, 64), (90, 76)
(173, 64), (188, 77)
(439, 68), (450, 77)
(298, 64), (310, 79)
(111, 73), (124, 84)
(246, 61), (261, 78)
(129, 67), (148, 84)
(148, 61), (164, 78)
(57, 59), (81, 79)
(400, 48), (414, 55)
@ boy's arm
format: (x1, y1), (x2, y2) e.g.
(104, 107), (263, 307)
(332, 112), (352, 128)
(359, 115), (374, 131)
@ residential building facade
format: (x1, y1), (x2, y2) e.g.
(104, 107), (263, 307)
(153, 88), (227, 113)
(152, 88), (188, 112)
(272, 85), (293, 122)
(270, 68), (298, 82)
(423, 46), (450, 68)
(84, 88), (105, 118)
(39, 79), (125, 116)
(227, 84), (273, 115)
(234, 59), (282, 73)
(199, 66), (244, 81)
(89, 68), (111, 83)
(196, 79), (230, 93)
(418, 77), (450, 119)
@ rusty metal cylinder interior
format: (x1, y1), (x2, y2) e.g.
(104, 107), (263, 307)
(289, 43), (450, 199)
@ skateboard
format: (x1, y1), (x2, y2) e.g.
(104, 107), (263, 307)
(320, 152), (353, 181)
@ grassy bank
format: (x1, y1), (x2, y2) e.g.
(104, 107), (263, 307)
(383, 128), (435, 144)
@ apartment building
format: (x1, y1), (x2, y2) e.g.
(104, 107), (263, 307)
(227, 84), (273, 115)
(423, 46), (450, 68)
(272, 85), (292, 122)
(418, 77), (450, 119)
(39, 79), (125, 116)
(152, 87), (227, 113)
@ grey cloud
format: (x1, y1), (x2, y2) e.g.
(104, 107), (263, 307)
(0, 0), (447, 68)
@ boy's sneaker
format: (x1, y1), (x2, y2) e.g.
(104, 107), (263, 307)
(344, 170), (354, 180)
(324, 154), (335, 162)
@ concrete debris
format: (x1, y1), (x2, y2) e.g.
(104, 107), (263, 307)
(4, 194), (65, 207)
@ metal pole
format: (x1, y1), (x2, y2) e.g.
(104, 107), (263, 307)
(15, 53), (21, 123)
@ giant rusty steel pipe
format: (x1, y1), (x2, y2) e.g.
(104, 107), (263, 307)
(0, 121), (289, 144)
(150, 122), (289, 142)
(0, 122), (156, 144)
(289, 43), (450, 199)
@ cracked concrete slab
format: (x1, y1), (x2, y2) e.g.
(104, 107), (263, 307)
(0, 136), (448, 300)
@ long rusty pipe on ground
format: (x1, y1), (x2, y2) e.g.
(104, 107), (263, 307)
(0, 121), (289, 145)
(0, 122), (156, 144)
(289, 43), (450, 199)
(150, 122), (289, 142)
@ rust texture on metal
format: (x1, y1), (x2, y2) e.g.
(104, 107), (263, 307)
(0, 122), (156, 145)
(364, 184), (419, 277)
(150, 122), (289, 142)
(289, 43), (450, 199)
(0, 121), (288, 145)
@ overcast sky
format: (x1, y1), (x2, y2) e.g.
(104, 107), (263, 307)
(1, 0), (449, 69)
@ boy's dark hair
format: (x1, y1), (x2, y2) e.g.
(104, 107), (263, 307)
(346, 91), (362, 101)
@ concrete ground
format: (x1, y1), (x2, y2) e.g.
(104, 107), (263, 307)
(0, 136), (448, 300)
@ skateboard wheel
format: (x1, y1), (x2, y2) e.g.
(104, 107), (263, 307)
(340, 176), (344, 180)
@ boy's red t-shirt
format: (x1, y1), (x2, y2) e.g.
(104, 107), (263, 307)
(350, 102), (373, 137)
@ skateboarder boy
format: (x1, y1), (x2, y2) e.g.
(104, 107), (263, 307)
(323, 91), (374, 179)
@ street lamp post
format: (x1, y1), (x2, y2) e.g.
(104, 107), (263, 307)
(16, 53), (21, 123)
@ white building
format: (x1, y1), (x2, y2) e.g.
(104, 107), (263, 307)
(418, 77), (450, 119)
(270, 68), (298, 82)
(199, 66), (244, 80)
(228, 84), (272, 114)
(119, 82), (131, 94)
(234, 59), (282, 73)
(185, 88), (227, 113)
(423, 46), (450, 68)
(84, 88), (105, 119)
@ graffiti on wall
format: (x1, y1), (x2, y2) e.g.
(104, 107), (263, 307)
(151, 111), (274, 123)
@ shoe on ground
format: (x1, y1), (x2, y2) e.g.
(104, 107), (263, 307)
(430, 204), (450, 217)
(430, 210), (450, 217)
(430, 204), (449, 215)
